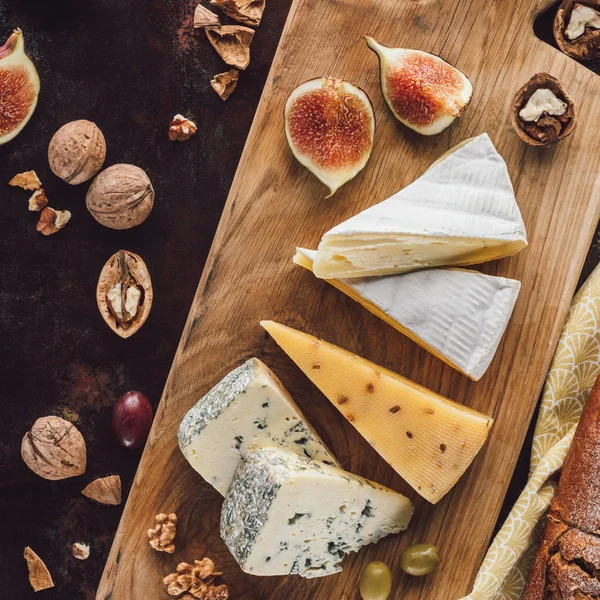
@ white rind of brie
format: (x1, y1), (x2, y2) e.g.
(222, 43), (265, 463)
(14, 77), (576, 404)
(566, 4), (600, 40)
(519, 89), (567, 122)
(296, 249), (521, 381)
(313, 133), (527, 279)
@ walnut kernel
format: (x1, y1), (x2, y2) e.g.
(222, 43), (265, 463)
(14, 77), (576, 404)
(163, 558), (228, 599)
(148, 512), (177, 553)
(169, 115), (197, 142)
(72, 542), (90, 560)
(28, 189), (48, 212)
(81, 475), (122, 505)
(86, 164), (154, 229)
(36, 207), (71, 235)
(21, 416), (86, 480)
(9, 170), (41, 190)
(48, 120), (106, 185)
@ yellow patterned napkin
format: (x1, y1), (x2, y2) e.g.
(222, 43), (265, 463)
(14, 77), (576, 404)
(460, 262), (600, 600)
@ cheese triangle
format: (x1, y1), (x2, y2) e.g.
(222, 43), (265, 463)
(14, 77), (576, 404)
(313, 133), (527, 279)
(261, 320), (493, 503)
(294, 249), (520, 381)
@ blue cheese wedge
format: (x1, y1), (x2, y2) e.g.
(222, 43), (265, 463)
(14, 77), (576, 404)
(221, 447), (414, 578)
(295, 249), (520, 381)
(178, 358), (338, 496)
(313, 133), (527, 279)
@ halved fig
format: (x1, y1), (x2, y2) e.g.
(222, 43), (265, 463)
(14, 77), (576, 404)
(0, 29), (40, 145)
(366, 36), (472, 136)
(284, 77), (375, 197)
(554, 0), (600, 61)
(511, 73), (576, 147)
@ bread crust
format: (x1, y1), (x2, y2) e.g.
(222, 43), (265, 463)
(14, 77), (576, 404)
(523, 374), (600, 599)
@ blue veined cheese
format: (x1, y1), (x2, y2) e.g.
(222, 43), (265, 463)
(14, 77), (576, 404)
(221, 447), (414, 578)
(177, 358), (338, 496)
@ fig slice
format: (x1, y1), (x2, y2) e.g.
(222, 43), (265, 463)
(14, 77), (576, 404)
(366, 36), (472, 136)
(554, 0), (600, 61)
(0, 29), (40, 145)
(510, 73), (576, 147)
(284, 77), (375, 197)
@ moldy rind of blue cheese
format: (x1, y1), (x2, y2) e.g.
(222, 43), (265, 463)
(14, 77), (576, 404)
(220, 447), (414, 578)
(177, 358), (338, 496)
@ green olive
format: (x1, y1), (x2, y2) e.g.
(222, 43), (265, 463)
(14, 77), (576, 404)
(359, 561), (392, 600)
(400, 543), (440, 576)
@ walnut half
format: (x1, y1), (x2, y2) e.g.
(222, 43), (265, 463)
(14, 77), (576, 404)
(97, 250), (153, 338)
(148, 513), (177, 553)
(510, 73), (576, 147)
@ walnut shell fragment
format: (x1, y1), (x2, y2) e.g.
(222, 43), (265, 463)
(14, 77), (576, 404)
(36, 207), (71, 235)
(194, 4), (220, 27)
(81, 475), (122, 505)
(554, 0), (600, 61)
(205, 25), (254, 70)
(86, 164), (154, 230)
(9, 170), (41, 190)
(209, 0), (265, 26)
(28, 189), (48, 211)
(48, 120), (107, 185)
(210, 69), (239, 100)
(21, 416), (86, 480)
(24, 547), (54, 592)
(511, 73), (576, 147)
(97, 250), (153, 338)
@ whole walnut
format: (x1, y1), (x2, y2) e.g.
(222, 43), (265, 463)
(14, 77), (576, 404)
(86, 164), (154, 229)
(21, 416), (86, 480)
(48, 120), (106, 185)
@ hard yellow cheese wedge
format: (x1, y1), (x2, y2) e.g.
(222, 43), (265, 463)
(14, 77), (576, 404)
(261, 320), (493, 503)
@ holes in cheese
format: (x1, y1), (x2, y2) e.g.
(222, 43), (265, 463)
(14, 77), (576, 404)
(261, 320), (493, 504)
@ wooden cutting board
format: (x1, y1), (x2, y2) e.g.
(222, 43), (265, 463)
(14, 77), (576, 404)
(97, 0), (600, 598)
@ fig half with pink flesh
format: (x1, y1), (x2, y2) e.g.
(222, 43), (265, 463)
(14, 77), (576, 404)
(0, 29), (40, 145)
(366, 37), (472, 136)
(284, 77), (375, 197)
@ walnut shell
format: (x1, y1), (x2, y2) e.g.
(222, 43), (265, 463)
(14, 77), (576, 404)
(48, 120), (106, 185)
(554, 0), (600, 61)
(21, 416), (86, 480)
(81, 475), (122, 505)
(510, 73), (576, 147)
(97, 250), (153, 338)
(205, 25), (254, 70)
(86, 164), (154, 229)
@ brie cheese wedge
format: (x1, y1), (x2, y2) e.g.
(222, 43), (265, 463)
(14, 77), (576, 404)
(295, 249), (520, 380)
(313, 133), (527, 279)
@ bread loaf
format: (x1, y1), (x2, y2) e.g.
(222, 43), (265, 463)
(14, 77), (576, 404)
(523, 373), (600, 599)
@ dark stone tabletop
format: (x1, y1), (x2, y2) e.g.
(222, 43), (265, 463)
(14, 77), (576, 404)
(0, 1), (597, 598)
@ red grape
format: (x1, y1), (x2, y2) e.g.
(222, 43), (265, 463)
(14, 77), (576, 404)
(112, 391), (153, 449)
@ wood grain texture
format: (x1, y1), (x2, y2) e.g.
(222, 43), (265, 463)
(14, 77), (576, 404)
(97, 0), (600, 598)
